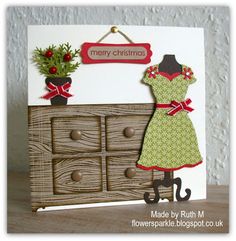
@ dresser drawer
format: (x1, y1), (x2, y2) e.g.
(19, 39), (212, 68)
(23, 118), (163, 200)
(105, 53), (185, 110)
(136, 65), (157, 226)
(52, 116), (101, 154)
(53, 157), (102, 194)
(106, 115), (151, 151)
(106, 155), (153, 191)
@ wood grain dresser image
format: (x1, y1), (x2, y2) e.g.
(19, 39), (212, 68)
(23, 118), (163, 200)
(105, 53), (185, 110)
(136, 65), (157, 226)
(28, 104), (173, 211)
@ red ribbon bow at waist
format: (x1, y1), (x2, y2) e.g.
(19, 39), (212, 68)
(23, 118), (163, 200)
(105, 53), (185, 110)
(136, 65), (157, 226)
(156, 98), (194, 116)
(42, 82), (73, 100)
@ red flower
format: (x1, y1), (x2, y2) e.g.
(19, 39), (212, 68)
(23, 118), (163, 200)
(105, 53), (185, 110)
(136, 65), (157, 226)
(146, 66), (159, 78)
(182, 67), (193, 80)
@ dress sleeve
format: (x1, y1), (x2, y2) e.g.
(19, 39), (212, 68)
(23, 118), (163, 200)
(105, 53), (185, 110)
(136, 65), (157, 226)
(142, 65), (158, 86)
(182, 66), (197, 85)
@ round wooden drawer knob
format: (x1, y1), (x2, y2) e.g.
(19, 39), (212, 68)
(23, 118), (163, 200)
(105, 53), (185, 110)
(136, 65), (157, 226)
(124, 127), (135, 138)
(125, 167), (136, 179)
(70, 130), (82, 140)
(71, 170), (83, 182)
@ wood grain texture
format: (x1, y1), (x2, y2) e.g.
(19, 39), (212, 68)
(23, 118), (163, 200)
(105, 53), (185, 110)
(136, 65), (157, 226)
(106, 115), (151, 151)
(52, 116), (101, 153)
(28, 104), (173, 211)
(28, 107), (54, 203)
(28, 104), (154, 122)
(53, 157), (102, 194)
(107, 155), (153, 191)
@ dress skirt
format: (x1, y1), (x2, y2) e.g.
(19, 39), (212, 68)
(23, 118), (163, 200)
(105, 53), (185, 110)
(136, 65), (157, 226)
(137, 109), (202, 172)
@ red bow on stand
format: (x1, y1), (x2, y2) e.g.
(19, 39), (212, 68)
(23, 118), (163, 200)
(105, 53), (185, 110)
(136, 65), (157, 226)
(167, 99), (194, 116)
(156, 98), (194, 116)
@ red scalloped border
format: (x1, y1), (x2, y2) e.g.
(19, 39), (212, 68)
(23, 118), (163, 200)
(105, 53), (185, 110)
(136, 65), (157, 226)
(136, 160), (203, 172)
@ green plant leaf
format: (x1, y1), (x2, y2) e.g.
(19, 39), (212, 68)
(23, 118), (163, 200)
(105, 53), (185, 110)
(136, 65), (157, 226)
(32, 43), (80, 78)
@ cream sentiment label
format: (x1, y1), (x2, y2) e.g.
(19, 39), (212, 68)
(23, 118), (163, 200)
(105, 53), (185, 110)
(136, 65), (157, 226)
(81, 43), (152, 64)
(88, 46), (147, 59)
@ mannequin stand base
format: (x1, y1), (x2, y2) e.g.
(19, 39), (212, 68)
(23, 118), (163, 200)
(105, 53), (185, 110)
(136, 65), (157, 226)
(144, 172), (191, 204)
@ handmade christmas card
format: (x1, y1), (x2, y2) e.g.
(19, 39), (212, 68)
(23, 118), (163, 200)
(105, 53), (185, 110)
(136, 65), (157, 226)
(28, 25), (206, 211)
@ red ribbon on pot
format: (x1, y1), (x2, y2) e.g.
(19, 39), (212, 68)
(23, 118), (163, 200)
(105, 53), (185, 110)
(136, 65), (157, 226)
(42, 82), (73, 100)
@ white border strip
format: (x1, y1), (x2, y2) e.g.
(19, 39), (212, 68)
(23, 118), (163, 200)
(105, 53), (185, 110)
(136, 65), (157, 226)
(38, 199), (167, 212)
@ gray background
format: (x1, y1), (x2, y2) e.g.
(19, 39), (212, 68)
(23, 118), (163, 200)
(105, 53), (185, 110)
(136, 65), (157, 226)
(7, 6), (230, 184)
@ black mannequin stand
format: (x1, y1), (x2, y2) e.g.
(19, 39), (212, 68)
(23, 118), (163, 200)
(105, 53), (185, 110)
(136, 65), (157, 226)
(144, 54), (192, 204)
(144, 172), (191, 203)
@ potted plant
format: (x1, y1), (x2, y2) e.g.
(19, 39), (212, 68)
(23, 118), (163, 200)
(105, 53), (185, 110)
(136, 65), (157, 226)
(33, 43), (80, 105)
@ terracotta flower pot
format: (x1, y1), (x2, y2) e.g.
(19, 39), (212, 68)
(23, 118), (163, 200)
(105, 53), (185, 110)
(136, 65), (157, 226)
(45, 77), (72, 105)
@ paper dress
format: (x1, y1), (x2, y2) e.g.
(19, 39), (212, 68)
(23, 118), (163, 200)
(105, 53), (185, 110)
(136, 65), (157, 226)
(137, 64), (202, 172)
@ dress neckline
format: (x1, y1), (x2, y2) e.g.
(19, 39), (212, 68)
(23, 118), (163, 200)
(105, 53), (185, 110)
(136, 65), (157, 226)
(158, 71), (182, 81)
(157, 64), (183, 81)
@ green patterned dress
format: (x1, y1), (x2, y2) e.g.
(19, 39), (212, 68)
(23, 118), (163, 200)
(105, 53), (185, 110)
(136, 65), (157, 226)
(137, 64), (202, 172)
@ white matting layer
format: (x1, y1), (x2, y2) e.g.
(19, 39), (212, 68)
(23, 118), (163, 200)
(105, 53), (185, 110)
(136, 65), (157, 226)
(28, 25), (206, 205)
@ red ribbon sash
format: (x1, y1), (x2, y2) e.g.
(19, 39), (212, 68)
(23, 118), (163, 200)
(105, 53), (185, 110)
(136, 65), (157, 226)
(156, 98), (194, 116)
(42, 82), (73, 100)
